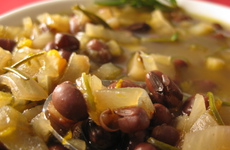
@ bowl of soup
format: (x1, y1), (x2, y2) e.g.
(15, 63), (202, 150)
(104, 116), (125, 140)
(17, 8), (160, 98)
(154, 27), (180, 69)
(0, 0), (230, 150)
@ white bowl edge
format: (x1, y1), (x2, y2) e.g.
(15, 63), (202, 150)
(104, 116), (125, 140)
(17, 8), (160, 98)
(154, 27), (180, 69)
(0, 0), (92, 26)
(0, 0), (230, 28)
(177, 0), (230, 28)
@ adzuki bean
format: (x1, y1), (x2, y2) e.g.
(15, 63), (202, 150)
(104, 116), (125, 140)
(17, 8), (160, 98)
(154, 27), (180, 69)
(146, 70), (183, 108)
(182, 93), (209, 115)
(151, 103), (173, 126)
(54, 33), (80, 51)
(127, 130), (149, 150)
(126, 22), (151, 33)
(85, 39), (112, 63)
(0, 38), (16, 52)
(151, 124), (180, 146)
(114, 106), (150, 133)
(83, 119), (122, 150)
(134, 142), (157, 150)
(51, 81), (88, 122)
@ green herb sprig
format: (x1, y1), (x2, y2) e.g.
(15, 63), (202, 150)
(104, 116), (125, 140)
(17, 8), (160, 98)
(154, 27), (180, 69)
(3, 51), (46, 80)
(147, 137), (180, 150)
(95, 0), (177, 10)
(73, 5), (112, 29)
(207, 92), (225, 125)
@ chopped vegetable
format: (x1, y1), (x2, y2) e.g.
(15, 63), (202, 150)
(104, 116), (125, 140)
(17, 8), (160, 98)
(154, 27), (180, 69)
(3, 67), (29, 80)
(206, 57), (225, 70)
(182, 126), (230, 150)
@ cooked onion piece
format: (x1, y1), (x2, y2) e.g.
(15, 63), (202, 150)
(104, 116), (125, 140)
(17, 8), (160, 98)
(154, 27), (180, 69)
(0, 72), (48, 101)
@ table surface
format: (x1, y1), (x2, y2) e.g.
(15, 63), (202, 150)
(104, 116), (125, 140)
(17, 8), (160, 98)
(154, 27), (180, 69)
(1, 0), (230, 15)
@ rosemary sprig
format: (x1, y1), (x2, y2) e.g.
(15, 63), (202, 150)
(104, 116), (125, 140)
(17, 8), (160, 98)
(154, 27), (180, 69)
(95, 0), (177, 10)
(222, 101), (230, 106)
(147, 137), (180, 150)
(207, 92), (225, 125)
(3, 67), (29, 80)
(3, 51), (46, 80)
(73, 5), (112, 29)
(11, 51), (46, 68)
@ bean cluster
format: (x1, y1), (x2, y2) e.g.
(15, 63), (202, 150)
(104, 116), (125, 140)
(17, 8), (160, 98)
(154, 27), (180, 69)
(47, 70), (208, 150)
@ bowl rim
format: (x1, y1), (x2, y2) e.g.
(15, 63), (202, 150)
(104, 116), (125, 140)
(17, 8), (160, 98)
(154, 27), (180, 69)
(0, 0), (92, 26)
(0, 0), (230, 27)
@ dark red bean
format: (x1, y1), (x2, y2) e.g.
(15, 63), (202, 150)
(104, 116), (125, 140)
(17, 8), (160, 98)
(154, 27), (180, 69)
(58, 49), (72, 61)
(146, 71), (165, 104)
(114, 106), (150, 133)
(0, 142), (8, 150)
(173, 59), (188, 70)
(151, 124), (180, 146)
(151, 103), (173, 126)
(43, 41), (56, 51)
(182, 94), (209, 115)
(47, 101), (76, 136)
(134, 143), (157, 150)
(126, 22), (151, 33)
(85, 39), (112, 63)
(83, 119), (122, 150)
(0, 38), (16, 52)
(161, 73), (183, 107)
(51, 81), (88, 122)
(54, 33), (80, 51)
(212, 32), (226, 39)
(212, 23), (223, 30)
(192, 80), (217, 93)
(127, 130), (149, 150)
(213, 30), (230, 39)
(146, 70), (183, 108)
(87, 39), (107, 51)
(44, 41), (74, 61)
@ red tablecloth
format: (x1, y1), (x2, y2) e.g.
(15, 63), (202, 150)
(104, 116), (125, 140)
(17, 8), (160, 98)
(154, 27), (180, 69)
(1, 0), (230, 15)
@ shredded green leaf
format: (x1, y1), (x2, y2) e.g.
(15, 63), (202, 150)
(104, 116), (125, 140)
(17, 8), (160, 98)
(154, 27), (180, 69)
(147, 137), (180, 150)
(207, 92), (225, 125)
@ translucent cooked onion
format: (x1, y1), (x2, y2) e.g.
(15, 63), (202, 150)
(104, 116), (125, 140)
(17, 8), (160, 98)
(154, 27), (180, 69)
(0, 72), (48, 101)
(58, 53), (90, 83)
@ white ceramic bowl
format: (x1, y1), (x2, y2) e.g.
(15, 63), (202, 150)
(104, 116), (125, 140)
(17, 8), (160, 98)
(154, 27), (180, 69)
(0, 0), (230, 28)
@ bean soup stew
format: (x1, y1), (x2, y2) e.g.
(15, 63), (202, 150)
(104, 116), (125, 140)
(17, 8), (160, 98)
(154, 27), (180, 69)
(0, 0), (230, 150)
